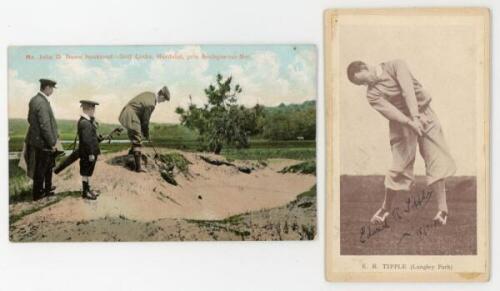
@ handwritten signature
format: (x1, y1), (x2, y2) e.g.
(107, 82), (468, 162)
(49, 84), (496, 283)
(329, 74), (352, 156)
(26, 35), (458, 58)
(397, 220), (442, 244)
(359, 189), (433, 244)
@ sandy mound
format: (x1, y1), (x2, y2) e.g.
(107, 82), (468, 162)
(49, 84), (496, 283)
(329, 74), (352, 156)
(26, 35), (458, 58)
(16, 149), (315, 225)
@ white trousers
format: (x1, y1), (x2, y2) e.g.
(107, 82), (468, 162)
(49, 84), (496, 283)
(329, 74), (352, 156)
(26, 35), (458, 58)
(385, 106), (456, 191)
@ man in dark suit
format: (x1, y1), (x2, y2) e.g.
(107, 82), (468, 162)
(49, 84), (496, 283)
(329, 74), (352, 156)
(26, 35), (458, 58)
(78, 100), (101, 200)
(25, 79), (59, 201)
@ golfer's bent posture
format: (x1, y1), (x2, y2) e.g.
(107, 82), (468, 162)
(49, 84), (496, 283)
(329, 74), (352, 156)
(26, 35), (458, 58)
(119, 86), (170, 172)
(347, 59), (456, 225)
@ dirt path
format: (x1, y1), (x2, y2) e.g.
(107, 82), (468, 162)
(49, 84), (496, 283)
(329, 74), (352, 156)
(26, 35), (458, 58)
(10, 187), (316, 242)
(13, 149), (316, 228)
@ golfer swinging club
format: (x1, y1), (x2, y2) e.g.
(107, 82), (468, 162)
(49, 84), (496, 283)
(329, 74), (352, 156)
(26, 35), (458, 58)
(119, 86), (170, 172)
(347, 59), (456, 225)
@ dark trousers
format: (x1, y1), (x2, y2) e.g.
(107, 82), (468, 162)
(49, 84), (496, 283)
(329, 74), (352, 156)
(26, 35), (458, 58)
(80, 156), (97, 176)
(32, 148), (55, 199)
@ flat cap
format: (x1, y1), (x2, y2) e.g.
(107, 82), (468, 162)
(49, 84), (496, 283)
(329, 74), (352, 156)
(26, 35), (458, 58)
(80, 100), (100, 106)
(39, 78), (57, 88)
(160, 86), (170, 101)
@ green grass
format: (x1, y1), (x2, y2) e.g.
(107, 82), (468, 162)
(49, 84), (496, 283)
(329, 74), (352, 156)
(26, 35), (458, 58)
(9, 118), (316, 162)
(150, 123), (198, 140)
(8, 118), (200, 152)
(8, 159), (83, 204)
(10, 139), (315, 162)
(221, 147), (315, 161)
(9, 119), (126, 141)
(295, 185), (317, 200)
(156, 152), (192, 185)
(221, 139), (316, 161)
(186, 219), (252, 239)
(279, 160), (316, 175)
(9, 118), (198, 140)
(9, 159), (32, 203)
(157, 153), (191, 175)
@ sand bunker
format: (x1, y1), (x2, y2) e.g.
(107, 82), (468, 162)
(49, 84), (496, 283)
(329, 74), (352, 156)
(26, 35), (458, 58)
(16, 149), (315, 225)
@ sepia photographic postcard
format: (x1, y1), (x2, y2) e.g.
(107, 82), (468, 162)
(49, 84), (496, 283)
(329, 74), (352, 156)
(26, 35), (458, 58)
(8, 44), (317, 242)
(324, 8), (490, 281)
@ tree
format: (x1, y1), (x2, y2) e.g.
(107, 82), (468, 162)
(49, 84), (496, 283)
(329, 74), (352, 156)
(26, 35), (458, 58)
(262, 102), (316, 140)
(176, 74), (261, 154)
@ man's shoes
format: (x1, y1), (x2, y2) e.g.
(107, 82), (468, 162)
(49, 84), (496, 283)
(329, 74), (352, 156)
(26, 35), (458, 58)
(134, 152), (146, 173)
(82, 191), (97, 200)
(32, 187), (45, 201)
(40, 185), (57, 198)
(89, 189), (100, 197)
(82, 181), (97, 200)
(44, 191), (56, 198)
(433, 210), (448, 225)
(370, 208), (390, 224)
(33, 194), (44, 202)
(44, 187), (56, 197)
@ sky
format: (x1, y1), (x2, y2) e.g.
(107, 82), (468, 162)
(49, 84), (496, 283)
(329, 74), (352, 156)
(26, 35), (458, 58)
(8, 45), (317, 123)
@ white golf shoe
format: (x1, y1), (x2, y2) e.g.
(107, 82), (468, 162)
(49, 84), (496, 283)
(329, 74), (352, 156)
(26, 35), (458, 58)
(370, 208), (390, 224)
(433, 210), (448, 225)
